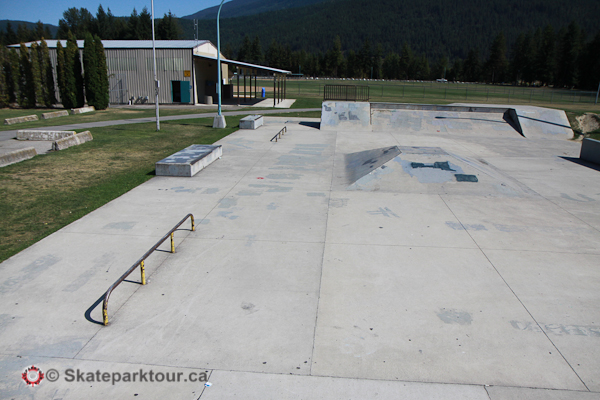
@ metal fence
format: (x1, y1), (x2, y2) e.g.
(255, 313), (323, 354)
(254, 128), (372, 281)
(323, 85), (370, 102)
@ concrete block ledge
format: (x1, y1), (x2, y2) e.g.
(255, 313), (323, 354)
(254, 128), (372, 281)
(0, 147), (37, 167)
(17, 130), (76, 141)
(71, 106), (95, 114)
(42, 110), (69, 119)
(240, 115), (264, 129)
(4, 114), (39, 125)
(156, 144), (222, 177)
(580, 138), (600, 164)
(52, 131), (93, 151)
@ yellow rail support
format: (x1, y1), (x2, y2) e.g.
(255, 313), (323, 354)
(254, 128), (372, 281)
(101, 213), (195, 326)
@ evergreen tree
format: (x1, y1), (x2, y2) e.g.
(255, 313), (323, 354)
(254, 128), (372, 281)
(578, 31), (600, 90)
(30, 43), (43, 106)
(358, 39), (372, 78)
(83, 33), (98, 107)
(535, 25), (556, 85)
(5, 22), (17, 45)
(56, 41), (68, 107)
(19, 43), (35, 107)
(399, 43), (413, 80)
(96, 5), (109, 39)
(345, 49), (358, 78)
(328, 35), (343, 77)
(238, 35), (252, 62)
(157, 11), (182, 40)
(39, 38), (56, 107)
(0, 47), (8, 107)
(127, 8), (140, 40)
(94, 35), (110, 109)
(58, 7), (95, 39)
(382, 52), (400, 80)
(250, 35), (263, 64)
(463, 49), (481, 82)
(137, 7), (153, 40)
(17, 24), (34, 43)
(485, 33), (508, 83)
(556, 21), (583, 88)
(7, 49), (20, 103)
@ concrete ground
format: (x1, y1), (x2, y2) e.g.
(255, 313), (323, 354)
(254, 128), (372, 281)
(1, 107), (599, 399)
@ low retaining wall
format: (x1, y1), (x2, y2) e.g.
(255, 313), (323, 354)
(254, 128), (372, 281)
(17, 130), (76, 141)
(42, 110), (69, 119)
(52, 131), (93, 151)
(320, 101), (371, 131)
(0, 147), (37, 167)
(71, 106), (95, 114)
(4, 115), (39, 125)
(580, 138), (600, 165)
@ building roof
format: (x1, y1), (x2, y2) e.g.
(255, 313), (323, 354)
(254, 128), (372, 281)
(10, 40), (211, 49)
(194, 54), (291, 75)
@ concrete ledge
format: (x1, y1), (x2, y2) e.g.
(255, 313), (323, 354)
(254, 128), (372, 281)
(17, 130), (76, 141)
(580, 138), (600, 165)
(71, 106), (95, 114)
(240, 115), (264, 129)
(0, 147), (37, 167)
(156, 144), (222, 177)
(371, 103), (508, 114)
(42, 110), (69, 119)
(52, 131), (93, 151)
(4, 115), (39, 125)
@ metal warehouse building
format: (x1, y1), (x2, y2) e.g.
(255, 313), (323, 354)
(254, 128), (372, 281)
(12, 40), (290, 106)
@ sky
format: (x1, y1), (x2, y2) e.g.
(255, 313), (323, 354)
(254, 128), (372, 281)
(1, 0), (227, 25)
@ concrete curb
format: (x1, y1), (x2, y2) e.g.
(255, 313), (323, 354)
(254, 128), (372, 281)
(42, 110), (69, 119)
(52, 131), (93, 151)
(71, 106), (95, 114)
(17, 130), (76, 141)
(580, 138), (600, 164)
(4, 114), (39, 125)
(0, 146), (37, 167)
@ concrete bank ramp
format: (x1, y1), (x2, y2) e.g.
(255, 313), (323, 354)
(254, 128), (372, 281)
(339, 146), (534, 197)
(452, 104), (573, 139)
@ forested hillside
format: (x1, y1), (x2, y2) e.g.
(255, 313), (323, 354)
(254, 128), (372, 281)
(183, 0), (327, 20)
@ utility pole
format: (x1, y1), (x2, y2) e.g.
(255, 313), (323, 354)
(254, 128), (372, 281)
(151, 0), (160, 131)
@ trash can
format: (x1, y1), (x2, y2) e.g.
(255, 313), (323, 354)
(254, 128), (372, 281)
(261, 87), (266, 98)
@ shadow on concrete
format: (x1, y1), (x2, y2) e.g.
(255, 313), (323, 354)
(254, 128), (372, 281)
(434, 115), (525, 137)
(559, 156), (600, 172)
(84, 294), (106, 326)
(299, 121), (321, 129)
(518, 115), (572, 129)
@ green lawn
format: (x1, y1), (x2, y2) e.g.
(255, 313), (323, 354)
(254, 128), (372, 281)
(0, 115), (244, 263)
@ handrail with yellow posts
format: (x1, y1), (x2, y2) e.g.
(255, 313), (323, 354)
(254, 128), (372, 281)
(102, 213), (195, 326)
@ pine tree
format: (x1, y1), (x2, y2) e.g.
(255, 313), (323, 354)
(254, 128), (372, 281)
(0, 47), (9, 107)
(18, 44), (35, 107)
(556, 21), (583, 88)
(39, 39), (56, 107)
(157, 11), (182, 40)
(485, 33), (508, 83)
(250, 36), (263, 64)
(328, 36), (343, 78)
(30, 43), (43, 106)
(535, 25), (556, 86)
(137, 7), (153, 40)
(83, 33), (98, 107)
(94, 35), (109, 109)
(56, 41), (67, 107)
(5, 22), (17, 45)
(239, 35), (252, 62)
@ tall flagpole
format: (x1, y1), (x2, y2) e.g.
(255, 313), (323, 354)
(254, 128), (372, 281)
(152, 0), (160, 130)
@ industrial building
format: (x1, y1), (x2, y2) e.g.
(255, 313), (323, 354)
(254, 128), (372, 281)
(11, 40), (290, 105)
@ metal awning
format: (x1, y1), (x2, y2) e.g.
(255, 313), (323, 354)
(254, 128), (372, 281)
(194, 54), (291, 75)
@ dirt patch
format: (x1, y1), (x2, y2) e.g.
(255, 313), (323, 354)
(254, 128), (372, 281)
(575, 113), (600, 134)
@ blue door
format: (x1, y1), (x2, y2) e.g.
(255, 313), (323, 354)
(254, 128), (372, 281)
(180, 81), (190, 103)
(171, 81), (191, 103)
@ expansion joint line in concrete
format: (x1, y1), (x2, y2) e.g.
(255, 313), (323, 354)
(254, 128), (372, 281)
(438, 194), (591, 392)
(309, 130), (339, 375)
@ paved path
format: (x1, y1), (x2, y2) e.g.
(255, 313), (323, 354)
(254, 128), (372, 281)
(1, 110), (599, 399)
(0, 108), (320, 141)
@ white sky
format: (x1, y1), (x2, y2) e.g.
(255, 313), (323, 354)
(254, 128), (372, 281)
(1, 0), (228, 25)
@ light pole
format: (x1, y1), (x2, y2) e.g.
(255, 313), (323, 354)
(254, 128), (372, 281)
(151, 0), (160, 130)
(212, 0), (227, 128)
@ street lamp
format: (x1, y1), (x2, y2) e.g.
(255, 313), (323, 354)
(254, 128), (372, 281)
(212, 0), (227, 128)
(151, 0), (160, 131)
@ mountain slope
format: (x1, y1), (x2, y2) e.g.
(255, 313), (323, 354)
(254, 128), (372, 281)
(183, 0), (328, 20)
(184, 0), (600, 60)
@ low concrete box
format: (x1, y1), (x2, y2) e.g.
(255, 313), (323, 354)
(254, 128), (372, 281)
(0, 147), (37, 167)
(42, 110), (70, 119)
(4, 115), (39, 125)
(52, 131), (93, 151)
(240, 115), (264, 129)
(71, 106), (95, 114)
(580, 138), (600, 165)
(17, 130), (76, 141)
(155, 145), (222, 177)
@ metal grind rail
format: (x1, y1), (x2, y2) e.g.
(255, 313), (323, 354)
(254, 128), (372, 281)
(270, 126), (287, 142)
(102, 213), (195, 326)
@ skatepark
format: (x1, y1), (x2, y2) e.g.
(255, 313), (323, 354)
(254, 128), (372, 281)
(1, 102), (599, 399)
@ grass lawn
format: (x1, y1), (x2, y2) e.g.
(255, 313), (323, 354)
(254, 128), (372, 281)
(0, 115), (244, 263)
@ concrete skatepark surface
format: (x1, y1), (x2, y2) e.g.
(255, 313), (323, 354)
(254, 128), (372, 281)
(1, 105), (599, 399)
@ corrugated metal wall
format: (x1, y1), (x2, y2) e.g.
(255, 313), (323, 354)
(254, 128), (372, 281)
(44, 47), (194, 105)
